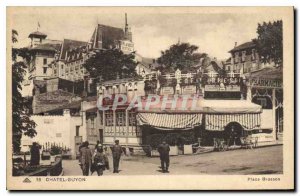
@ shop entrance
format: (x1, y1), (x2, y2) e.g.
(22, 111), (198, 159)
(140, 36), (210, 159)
(224, 122), (244, 146)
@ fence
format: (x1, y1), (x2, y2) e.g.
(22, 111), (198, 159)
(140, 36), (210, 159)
(25, 156), (63, 176)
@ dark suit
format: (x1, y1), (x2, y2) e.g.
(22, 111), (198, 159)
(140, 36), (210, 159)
(158, 143), (170, 172)
(80, 147), (92, 176)
(112, 144), (123, 172)
(30, 145), (40, 166)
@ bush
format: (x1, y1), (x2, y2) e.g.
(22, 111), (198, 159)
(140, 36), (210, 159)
(50, 146), (62, 156)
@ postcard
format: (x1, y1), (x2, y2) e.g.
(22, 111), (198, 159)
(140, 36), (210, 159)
(6, 6), (294, 190)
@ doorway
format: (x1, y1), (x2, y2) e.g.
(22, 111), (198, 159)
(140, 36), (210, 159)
(99, 129), (103, 144)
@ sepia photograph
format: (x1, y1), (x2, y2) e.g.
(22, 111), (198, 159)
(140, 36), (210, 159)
(6, 6), (294, 190)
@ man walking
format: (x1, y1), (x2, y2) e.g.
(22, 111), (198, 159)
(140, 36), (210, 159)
(80, 141), (93, 176)
(111, 140), (123, 173)
(30, 142), (40, 166)
(93, 147), (109, 176)
(158, 140), (170, 173)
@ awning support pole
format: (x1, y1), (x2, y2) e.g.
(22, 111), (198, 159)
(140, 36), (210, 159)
(272, 88), (276, 141)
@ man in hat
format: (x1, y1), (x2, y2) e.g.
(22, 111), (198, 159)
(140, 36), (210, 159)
(111, 140), (123, 173)
(158, 140), (170, 173)
(30, 142), (40, 166)
(80, 141), (93, 176)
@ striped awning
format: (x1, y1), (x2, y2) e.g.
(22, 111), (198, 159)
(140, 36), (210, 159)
(205, 113), (261, 131)
(137, 113), (202, 130)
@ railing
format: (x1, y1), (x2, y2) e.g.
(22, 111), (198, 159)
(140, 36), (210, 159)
(24, 156), (63, 176)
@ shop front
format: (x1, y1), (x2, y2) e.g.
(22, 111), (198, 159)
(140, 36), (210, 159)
(136, 98), (262, 153)
(245, 67), (283, 142)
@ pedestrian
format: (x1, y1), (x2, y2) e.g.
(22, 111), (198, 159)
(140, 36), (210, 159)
(157, 140), (170, 173)
(94, 140), (102, 156)
(111, 139), (123, 173)
(30, 142), (40, 166)
(80, 141), (93, 176)
(93, 147), (109, 176)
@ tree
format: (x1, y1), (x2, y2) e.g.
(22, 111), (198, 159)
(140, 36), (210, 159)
(254, 20), (283, 67)
(157, 42), (208, 72)
(83, 49), (138, 82)
(12, 29), (36, 153)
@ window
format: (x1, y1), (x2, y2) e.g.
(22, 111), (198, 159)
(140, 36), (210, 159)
(116, 111), (126, 126)
(128, 111), (136, 126)
(251, 49), (256, 60)
(43, 58), (47, 65)
(56, 133), (62, 137)
(105, 111), (114, 126)
(99, 111), (103, 125)
(43, 67), (47, 74)
(76, 126), (80, 136)
(241, 51), (246, 62)
(227, 66), (231, 71)
(91, 117), (95, 128)
(252, 96), (272, 109)
(61, 64), (64, 69)
(44, 119), (53, 124)
(234, 52), (239, 63)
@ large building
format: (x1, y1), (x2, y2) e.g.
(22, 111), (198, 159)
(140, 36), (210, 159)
(228, 41), (260, 73)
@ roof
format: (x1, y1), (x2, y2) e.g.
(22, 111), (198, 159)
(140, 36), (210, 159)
(30, 42), (61, 52)
(101, 78), (140, 86)
(245, 67), (283, 80)
(229, 41), (256, 53)
(60, 39), (87, 60)
(204, 60), (222, 72)
(28, 31), (47, 38)
(89, 24), (125, 50)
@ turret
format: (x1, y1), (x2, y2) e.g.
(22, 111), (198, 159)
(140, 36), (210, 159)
(28, 31), (47, 47)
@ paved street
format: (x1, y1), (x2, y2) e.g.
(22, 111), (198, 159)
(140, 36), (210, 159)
(62, 145), (282, 176)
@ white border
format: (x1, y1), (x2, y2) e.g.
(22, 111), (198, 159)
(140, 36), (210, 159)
(1, 0), (298, 195)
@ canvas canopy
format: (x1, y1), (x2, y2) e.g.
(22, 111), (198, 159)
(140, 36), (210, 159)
(137, 113), (202, 130)
(205, 113), (261, 131)
(200, 100), (262, 114)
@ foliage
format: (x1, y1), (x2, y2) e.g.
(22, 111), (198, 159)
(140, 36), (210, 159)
(157, 42), (208, 72)
(83, 49), (138, 82)
(12, 29), (37, 153)
(253, 20), (283, 66)
(50, 146), (63, 156)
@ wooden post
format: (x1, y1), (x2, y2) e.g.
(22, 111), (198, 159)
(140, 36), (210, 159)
(113, 110), (116, 141)
(272, 88), (277, 141)
(126, 109), (129, 145)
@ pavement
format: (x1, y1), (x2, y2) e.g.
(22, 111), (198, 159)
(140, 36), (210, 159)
(62, 145), (283, 176)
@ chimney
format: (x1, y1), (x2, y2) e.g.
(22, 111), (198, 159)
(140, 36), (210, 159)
(234, 42), (237, 48)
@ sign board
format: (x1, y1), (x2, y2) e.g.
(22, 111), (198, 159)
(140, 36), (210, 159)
(249, 78), (282, 88)
(207, 77), (241, 85)
(205, 85), (240, 92)
(160, 86), (174, 95)
(182, 85), (196, 94)
(120, 40), (134, 54)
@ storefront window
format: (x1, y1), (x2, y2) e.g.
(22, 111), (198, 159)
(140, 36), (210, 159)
(129, 111), (136, 126)
(105, 111), (114, 126)
(252, 96), (272, 109)
(116, 111), (126, 126)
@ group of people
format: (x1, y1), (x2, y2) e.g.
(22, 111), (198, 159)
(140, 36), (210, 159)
(79, 139), (171, 175)
(79, 139), (123, 176)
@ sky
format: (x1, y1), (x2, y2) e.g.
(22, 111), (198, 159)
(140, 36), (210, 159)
(9, 7), (283, 60)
